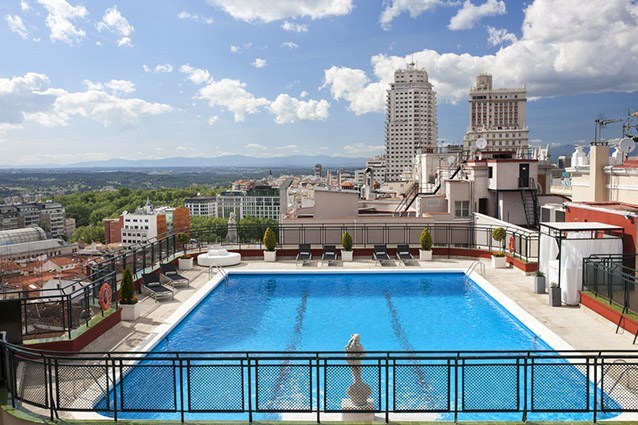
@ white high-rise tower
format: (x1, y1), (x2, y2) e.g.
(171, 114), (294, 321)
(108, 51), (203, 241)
(385, 63), (437, 182)
(463, 74), (528, 154)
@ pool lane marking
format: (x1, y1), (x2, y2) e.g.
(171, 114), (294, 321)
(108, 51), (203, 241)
(262, 290), (309, 410)
(384, 290), (436, 403)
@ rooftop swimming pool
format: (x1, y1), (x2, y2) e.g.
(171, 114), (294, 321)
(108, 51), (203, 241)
(94, 271), (622, 421)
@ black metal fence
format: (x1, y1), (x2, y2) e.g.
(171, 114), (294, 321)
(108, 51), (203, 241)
(2, 341), (637, 423)
(583, 254), (638, 315)
(186, 223), (539, 262)
(0, 272), (118, 339)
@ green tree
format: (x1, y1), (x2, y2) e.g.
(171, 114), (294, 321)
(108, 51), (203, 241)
(70, 225), (104, 244)
(119, 266), (137, 304)
(263, 227), (277, 251)
(420, 228), (432, 251)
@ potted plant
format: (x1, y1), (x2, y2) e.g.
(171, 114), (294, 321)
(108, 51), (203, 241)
(263, 227), (277, 262)
(548, 282), (561, 307)
(119, 267), (140, 321)
(419, 228), (433, 261)
(176, 232), (190, 254)
(341, 231), (353, 262)
(534, 270), (546, 294)
(178, 253), (193, 270)
(491, 227), (507, 268)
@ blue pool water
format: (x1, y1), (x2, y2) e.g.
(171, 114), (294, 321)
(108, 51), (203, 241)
(96, 272), (619, 421)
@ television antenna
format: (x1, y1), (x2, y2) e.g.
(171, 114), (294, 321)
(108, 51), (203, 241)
(594, 114), (623, 143)
(619, 137), (636, 154)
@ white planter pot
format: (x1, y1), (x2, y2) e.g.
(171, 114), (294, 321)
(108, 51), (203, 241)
(419, 250), (432, 261)
(341, 250), (353, 262)
(491, 255), (507, 269)
(120, 303), (140, 321)
(178, 257), (193, 270)
(264, 250), (277, 262)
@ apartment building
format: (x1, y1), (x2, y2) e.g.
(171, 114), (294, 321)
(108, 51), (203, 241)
(0, 201), (67, 238)
(463, 74), (529, 154)
(385, 63), (437, 182)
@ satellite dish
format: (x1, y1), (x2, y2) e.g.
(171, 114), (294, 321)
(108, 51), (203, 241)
(619, 137), (636, 153)
(476, 138), (487, 150)
(447, 155), (456, 165)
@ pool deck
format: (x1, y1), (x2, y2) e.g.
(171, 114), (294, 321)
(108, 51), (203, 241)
(82, 256), (638, 354)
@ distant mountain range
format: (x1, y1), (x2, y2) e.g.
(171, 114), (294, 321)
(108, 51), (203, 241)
(0, 155), (368, 169)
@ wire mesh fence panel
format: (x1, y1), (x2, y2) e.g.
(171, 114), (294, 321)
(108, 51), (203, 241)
(393, 361), (450, 412)
(255, 362), (312, 412)
(531, 360), (589, 411)
(600, 361), (638, 412)
(119, 363), (177, 412)
(461, 361), (520, 411)
(13, 355), (48, 408)
(188, 363), (244, 412)
(23, 300), (66, 336)
(324, 364), (381, 412)
(54, 362), (110, 410)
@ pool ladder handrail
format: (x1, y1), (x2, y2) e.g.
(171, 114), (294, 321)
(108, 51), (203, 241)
(208, 264), (229, 284)
(597, 359), (638, 393)
(466, 260), (485, 277)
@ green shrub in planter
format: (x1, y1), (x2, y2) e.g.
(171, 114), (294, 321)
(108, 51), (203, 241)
(491, 227), (507, 253)
(119, 266), (137, 305)
(341, 231), (353, 251)
(263, 227), (277, 252)
(420, 228), (432, 251)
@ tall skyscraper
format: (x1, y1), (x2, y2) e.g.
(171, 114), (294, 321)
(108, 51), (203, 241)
(463, 74), (528, 154)
(385, 63), (437, 182)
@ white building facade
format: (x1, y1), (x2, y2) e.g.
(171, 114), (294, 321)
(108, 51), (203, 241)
(463, 74), (528, 154)
(385, 63), (437, 182)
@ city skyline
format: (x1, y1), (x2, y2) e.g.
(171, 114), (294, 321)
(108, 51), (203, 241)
(1, 0), (637, 166)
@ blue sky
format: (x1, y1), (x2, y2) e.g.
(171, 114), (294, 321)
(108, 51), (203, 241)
(1, 0), (637, 165)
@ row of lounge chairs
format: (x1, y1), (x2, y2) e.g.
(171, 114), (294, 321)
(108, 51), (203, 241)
(141, 263), (190, 302)
(296, 244), (418, 266)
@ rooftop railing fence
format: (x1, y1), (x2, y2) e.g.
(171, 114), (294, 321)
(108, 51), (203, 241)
(582, 254), (638, 315)
(0, 272), (117, 340)
(1, 339), (637, 423)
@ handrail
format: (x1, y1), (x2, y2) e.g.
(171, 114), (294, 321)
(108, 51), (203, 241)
(466, 260), (485, 277)
(208, 264), (228, 284)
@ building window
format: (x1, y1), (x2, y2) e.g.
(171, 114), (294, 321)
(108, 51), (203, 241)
(455, 201), (470, 218)
(488, 167), (493, 178)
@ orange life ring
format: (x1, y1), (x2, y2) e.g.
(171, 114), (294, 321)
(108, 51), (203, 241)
(508, 235), (515, 253)
(99, 283), (113, 311)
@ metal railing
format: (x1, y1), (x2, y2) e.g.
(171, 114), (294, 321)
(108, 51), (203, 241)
(186, 223), (539, 262)
(583, 254), (638, 315)
(0, 272), (118, 339)
(2, 341), (638, 422)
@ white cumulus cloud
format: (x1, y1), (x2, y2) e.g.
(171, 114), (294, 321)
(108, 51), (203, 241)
(20, 0), (30, 11)
(246, 143), (267, 149)
(448, 0), (506, 30)
(37, 0), (88, 44)
(198, 78), (270, 122)
(96, 6), (134, 47)
(230, 45), (239, 53)
(251, 58), (267, 68)
(177, 11), (214, 24)
(0, 73), (171, 128)
(205, 0), (353, 22)
(281, 20), (308, 32)
(486, 26), (517, 46)
(5, 15), (28, 39)
(323, 0), (638, 112)
(208, 115), (219, 125)
(180, 64), (211, 85)
(143, 64), (174, 74)
(380, 0), (444, 30)
(281, 41), (298, 49)
(269, 94), (330, 124)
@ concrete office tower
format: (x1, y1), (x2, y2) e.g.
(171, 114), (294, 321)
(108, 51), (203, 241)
(463, 74), (528, 154)
(385, 63), (437, 182)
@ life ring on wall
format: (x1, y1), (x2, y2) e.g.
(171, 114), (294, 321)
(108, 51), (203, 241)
(508, 235), (515, 253)
(99, 282), (113, 311)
